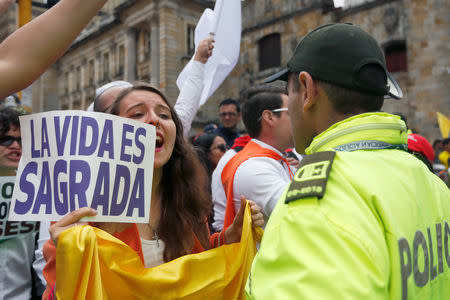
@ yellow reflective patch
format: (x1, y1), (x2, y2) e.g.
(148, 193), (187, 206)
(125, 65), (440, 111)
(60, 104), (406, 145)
(294, 161), (330, 182)
(285, 151), (335, 203)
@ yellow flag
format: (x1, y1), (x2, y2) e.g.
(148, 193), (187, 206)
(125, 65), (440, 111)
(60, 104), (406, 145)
(437, 112), (450, 138)
(56, 203), (263, 300)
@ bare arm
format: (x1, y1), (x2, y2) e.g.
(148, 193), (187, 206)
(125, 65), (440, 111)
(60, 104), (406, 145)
(0, 0), (109, 98)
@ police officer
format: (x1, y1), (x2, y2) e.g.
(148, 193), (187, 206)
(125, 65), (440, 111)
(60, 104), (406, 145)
(246, 23), (450, 299)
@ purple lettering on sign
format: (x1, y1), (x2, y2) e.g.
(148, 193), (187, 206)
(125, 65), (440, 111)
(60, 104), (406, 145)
(133, 127), (146, 164)
(41, 117), (51, 157)
(127, 168), (145, 217)
(54, 116), (71, 156)
(15, 162), (38, 215)
(98, 119), (114, 159)
(32, 161), (52, 214)
(79, 117), (99, 156)
(30, 120), (40, 158)
(120, 124), (133, 162)
(91, 162), (110, 214)
(69, 160), (90, 211)
(54, 160), (68, 215)
(110, 165), (130, 216)
(70, 116), (79, 156)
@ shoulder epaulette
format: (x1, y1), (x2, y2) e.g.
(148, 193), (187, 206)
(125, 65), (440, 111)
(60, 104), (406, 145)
(285, 151), (335, 204)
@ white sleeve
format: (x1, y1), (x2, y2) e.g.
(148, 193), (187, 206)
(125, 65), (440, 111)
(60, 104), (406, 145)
(232, 157), (291, 218)
(211, 174), (226, 232)
(174, 61), (204, 137)
(211, 150), (237, 231)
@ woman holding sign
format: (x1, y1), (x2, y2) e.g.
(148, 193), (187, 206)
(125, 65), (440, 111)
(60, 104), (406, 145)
(42, 83), (264, 298)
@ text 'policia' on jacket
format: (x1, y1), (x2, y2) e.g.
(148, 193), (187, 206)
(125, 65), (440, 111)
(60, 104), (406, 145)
(246, 112), (450, 300)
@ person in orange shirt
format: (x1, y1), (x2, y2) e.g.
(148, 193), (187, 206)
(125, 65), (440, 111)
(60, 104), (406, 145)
(218, 85), (296, 230)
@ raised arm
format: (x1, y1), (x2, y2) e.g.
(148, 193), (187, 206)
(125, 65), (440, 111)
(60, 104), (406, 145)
(0, 0), (109, 98)
(175, 38), (213, 136)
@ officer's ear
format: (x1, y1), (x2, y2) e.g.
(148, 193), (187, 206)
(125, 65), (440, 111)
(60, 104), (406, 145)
(299, 72), (317, 113)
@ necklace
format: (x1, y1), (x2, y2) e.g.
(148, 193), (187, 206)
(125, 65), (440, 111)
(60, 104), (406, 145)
(147, 223), (160, 247)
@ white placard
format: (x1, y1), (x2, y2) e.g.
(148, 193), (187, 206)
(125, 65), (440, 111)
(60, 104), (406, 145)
(8, 111), (155, 223)
(0, 176), (40, 240)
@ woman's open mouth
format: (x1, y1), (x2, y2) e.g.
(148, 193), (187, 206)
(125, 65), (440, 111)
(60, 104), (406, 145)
(155, 132), (164, 152)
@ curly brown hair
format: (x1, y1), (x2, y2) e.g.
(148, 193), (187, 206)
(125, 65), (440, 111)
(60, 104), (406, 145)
(109, 83), (211, 261)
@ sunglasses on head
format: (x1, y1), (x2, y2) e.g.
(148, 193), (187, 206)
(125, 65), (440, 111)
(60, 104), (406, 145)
(258, 107), (289, 121)
(0, 135), (21, 147)
(212, 144), (229, 152)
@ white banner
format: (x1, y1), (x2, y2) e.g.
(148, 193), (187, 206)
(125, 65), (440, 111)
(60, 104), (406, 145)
(0, 176), (40, 240)
(8, 111), (155, 223)
(176, 0), (241, 106)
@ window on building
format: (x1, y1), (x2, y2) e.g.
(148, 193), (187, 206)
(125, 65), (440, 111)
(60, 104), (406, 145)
(76, 66), (81, 90)
(118, 45), (125, 75)
(187, 24), (196, 56)
(264, 0), (273, 12)
(258, 33), (281, 71)
(384, 40), (407, 72)
(146, 31), (151, 56)
(137, 29), (149, 63)
(89, 60), (95, 85)
(64, 72), (69, 95)
(103, 53), (110, 80)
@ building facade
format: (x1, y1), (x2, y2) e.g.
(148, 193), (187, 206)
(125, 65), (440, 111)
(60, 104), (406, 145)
(1, 0), (448, 140)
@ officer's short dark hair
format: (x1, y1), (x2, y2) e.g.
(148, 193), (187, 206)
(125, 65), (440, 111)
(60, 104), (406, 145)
(242, 85), (285, 138)
(288, 72), (383, 115)
(218, 98), (240, 113)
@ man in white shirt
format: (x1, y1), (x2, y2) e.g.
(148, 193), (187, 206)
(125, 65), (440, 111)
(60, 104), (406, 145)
(213, 85), (296, 230)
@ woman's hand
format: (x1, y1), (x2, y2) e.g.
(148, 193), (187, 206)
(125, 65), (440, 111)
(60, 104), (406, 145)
(194, 38), (214, 64)
(49, 207), (97, 247)
(224, 196), (264, 244)
(285, 157), (300, 169)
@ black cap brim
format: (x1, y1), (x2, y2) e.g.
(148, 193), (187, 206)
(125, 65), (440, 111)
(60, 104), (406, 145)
(264, 68), (289, 83)
(385, 72), (403, 100)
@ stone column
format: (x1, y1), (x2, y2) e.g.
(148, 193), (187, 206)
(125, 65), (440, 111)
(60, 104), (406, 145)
(68, 65), (74, 110)
(158, 0), (178, 99)
(150, 15), (160, 87)
(81, 58), (87, 109)
(125, 27), (137, 82)
(95, 51), (102, 87)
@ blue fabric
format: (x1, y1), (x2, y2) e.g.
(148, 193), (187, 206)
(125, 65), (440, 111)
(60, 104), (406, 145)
(214, 126), (241, 148)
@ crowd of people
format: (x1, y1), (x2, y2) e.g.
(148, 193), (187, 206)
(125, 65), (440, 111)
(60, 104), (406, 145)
(0, 0), (449, 299)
